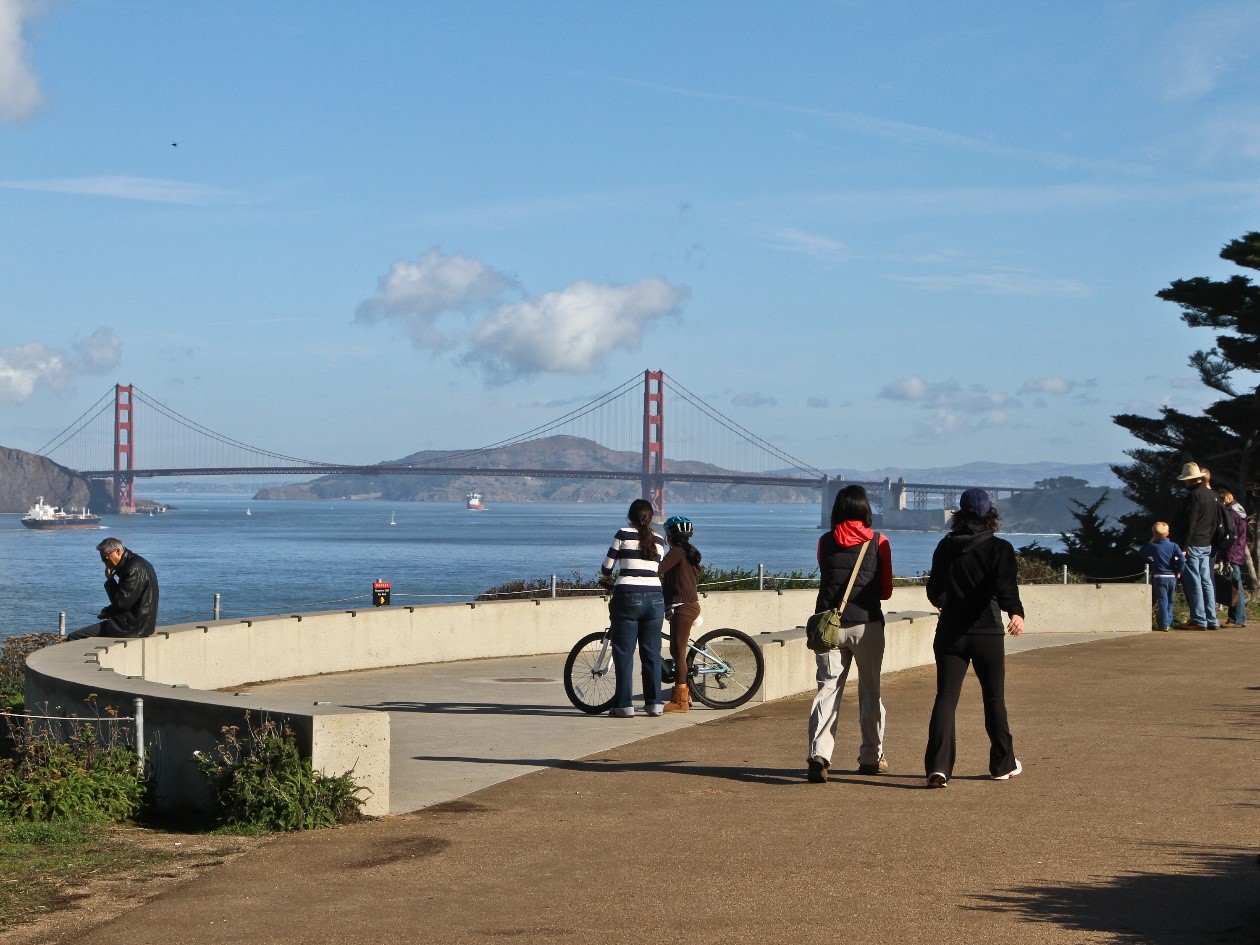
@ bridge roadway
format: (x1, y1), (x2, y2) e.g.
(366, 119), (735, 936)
(54, 624), (1260, 944)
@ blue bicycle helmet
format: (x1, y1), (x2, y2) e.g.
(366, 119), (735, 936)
(663, 515), (693, 539)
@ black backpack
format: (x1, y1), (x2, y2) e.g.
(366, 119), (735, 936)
(1212, 502), (1236, 558)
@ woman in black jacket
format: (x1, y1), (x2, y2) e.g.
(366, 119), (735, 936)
(923, 488), (1024, 788)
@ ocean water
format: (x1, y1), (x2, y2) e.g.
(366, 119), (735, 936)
(0, 495), (1061, 640)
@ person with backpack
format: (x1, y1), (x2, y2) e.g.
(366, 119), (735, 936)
(659, 515), (703, 713)
(923, 488), (1025, 789)
(1170, 462), (1221, 631)
(1217, 488), (1248, 628)
(806, 484), (893, 783)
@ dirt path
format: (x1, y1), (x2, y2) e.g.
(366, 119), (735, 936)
(15, 629), (1260, 944)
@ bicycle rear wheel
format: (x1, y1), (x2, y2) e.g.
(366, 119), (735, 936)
(563, 631), (618, 714)
(687, 627), (765, 709)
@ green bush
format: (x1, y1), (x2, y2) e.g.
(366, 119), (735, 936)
(0, 719), (145, 823)
(0, 633), (60, 711)
(697, 565), (818, 591)
(197, 717), (366, 832)
(477, 570), (604, 601)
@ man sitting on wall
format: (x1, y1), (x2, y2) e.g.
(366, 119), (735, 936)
(67, 537), (160, 641)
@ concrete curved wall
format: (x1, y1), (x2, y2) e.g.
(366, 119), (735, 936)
(25, 583), (1149, 818)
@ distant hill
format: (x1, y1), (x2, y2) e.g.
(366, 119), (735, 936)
(830, 461), (1122, 489)
(253, 435), (820, 504)
(0, 446), (106, 513)
(996, 485), (1136, 534)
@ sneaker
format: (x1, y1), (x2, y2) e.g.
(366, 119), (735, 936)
(609, 706), (634, 718)
(857, 756), (890, 775)
(992, 759), (1023, 781)
(1177, 623), (1209, 631)
(643, 704), (664, 717)
(926, 772), (947, 789)
(806, 757), (829, 783)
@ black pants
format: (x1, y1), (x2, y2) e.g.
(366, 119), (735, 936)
(924, 633), (1016, 778)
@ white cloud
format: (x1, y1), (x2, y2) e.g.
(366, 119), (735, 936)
(0, 327), (121, 405)
(881, 376), (1013, 414)
(355, 248), (521, 349)
(732, 391), (777, 408)
(469, 277), (686, 382)
(769, 228), (848, 261)
(0, 176), (245, 204)
(881, 376), (934, 401)
(893, 270), (1091, 297)
(1022, 377), (1073, 394)
(0, 0), (44, 124)
(356, 250), (687, 381)
(1160, 3), (1260, 102)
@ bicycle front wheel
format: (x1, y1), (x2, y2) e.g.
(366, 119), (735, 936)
(563, 631), (618, 714)
(687, 627), (765, 709)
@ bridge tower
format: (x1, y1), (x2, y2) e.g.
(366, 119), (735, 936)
(113, 384), (135, 514)
(641, 369), (665, 519)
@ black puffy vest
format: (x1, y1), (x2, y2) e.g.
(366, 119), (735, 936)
(815, 531), (883, 624)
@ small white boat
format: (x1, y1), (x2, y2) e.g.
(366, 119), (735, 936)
(245, 508), (252, 516)
(466, 492), (485, 511)
(389, 511), (397, 526)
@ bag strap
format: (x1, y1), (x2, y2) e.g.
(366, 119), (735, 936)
(835, 540), (871, 616)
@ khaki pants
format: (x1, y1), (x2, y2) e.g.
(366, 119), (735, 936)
(807, 620), (886, 767)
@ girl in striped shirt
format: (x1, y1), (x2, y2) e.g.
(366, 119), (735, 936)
(599, 498), (666, 717)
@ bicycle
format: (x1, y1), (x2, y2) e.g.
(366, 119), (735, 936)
(562, 611), (765, 714)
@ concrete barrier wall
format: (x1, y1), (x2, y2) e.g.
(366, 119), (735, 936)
(26, 582), (1149, 818)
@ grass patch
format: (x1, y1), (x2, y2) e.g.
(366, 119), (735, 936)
(0, 821), (166, 931)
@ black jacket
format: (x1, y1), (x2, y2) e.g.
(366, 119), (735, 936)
(926, 525), (1023, 636)
(1172, 483), (1219, 549)
(816, 529), (886, 624)
(100, 550), (159, 638)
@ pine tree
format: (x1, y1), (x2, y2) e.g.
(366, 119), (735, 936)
(1112, 232), (1260, 579)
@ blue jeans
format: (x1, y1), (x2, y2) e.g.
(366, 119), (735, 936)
(1151, 576), (1176, 630)
(608, 591), (664, 710)
(1181, 546), (1218, 627)
(1229, 564), (1247, 625)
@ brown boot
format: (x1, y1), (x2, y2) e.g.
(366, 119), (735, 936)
(663, 684), (690, 712)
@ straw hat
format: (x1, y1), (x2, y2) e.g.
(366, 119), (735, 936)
(1176, 462), (1205, 481)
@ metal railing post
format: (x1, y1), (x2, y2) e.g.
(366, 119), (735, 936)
(213, 593), (221, 620)
(132, 697), (145, 773)
(550, 575), (557, 599)
(1144, 565), (1150, 585)
(1062, 564), (1068, 585)
(758, 563), (765, 591)
(58, 612), (66, 637)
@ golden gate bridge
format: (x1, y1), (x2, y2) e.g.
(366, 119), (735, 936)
(36, 370), (1019, 521)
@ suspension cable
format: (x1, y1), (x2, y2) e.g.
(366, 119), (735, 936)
(35, 388), (114, 456)
(663, 373), (825, 477)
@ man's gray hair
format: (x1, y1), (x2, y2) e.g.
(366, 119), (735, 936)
(96, 537), (124, 556)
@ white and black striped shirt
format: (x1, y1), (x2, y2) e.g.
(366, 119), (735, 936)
(600, 527), (664, 592)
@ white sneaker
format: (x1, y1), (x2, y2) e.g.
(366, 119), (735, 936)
(643, 703), (664, 717)
(609, 706), (634, 718)
(926, 772), (948, 789)
(992, 759), (1023, 780)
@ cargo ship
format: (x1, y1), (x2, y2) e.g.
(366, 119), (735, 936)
(21, 497), (103, 530)
(466, 492), (485, 511)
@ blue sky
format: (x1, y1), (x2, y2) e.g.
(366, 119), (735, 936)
(2, 0), (1259, 476)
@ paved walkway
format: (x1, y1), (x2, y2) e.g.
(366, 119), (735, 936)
(249, 630), (1144, 813)
(70, 627), (1259, 944)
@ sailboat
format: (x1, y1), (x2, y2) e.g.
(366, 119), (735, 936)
(389, 511), (397, 526)
(245, 508), (252, 516)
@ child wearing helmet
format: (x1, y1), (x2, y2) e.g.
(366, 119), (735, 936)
(659, 515), (702, 713)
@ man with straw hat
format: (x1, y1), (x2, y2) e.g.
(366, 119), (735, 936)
(1170, 462), (1220, 631)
